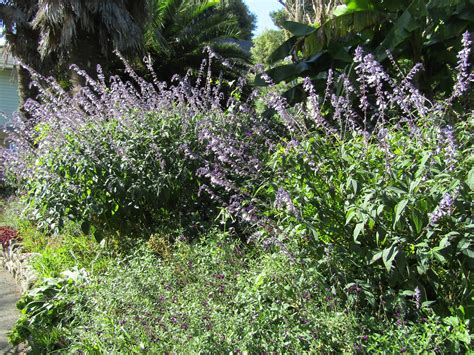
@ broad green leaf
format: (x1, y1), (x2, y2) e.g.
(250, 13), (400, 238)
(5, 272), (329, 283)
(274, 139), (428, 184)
(268, 36), (297, 64)
(302, 32), (324, 57)
(345, 208), (357, 225)
(417, 263), (428, 275)
(256, 62), (311, 85)
(375, 0), (428, 60)
(411, 210), (423, 234)
(462, 249), (474, 258)
(409, 178), (422, 195)
(334, 0), (374, 17)
(467, 167), (474, 190)
(415, 152), (431, 178)
(438, 235), (451, 249)
(387, 186), (406, 195)
(281, 84), (306, 104)
(376, 205), (384, 216)
(457, 238), (471, 251)
(433, 250), (446, 263)
(282, 21), (317, 37)
(333, 4), (350, 17)
(327, 43), (353, 62)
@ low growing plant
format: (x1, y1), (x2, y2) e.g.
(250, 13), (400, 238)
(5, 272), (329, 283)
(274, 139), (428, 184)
(8, 268), (89, 352)
(22, 231), (471, 353)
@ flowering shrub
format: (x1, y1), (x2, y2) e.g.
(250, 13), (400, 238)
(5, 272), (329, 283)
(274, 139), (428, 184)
(194, 33), (474, 316)
(3, 30), (473, 331)
(4, 57), (239, 238)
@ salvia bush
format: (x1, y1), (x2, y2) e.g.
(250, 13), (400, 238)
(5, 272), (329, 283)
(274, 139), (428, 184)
(4, 33), (474, 320)
(5, 53), (245, 238)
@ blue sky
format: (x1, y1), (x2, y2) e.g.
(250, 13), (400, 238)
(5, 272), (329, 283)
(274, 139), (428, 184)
(244, 0), (283, 35)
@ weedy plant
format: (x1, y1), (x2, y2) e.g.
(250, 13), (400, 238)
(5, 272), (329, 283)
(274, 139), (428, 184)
(8, 268), (89, 352)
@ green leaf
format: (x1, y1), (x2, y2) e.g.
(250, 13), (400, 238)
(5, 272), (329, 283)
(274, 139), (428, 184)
(302, 32), (324, 57)
(375, 0), (428, 60)
(371, 251), (382, 263)
(353, 222), (364, 244)
(282, 21), (317, 36)
(382, 244), (399, 271)
(411, 210), (423, 234)
(438, 235), (451, 249)
(345, 208), (357, 225)
(334, 0), (374, 16)
(387, 186), (406, 195)
(81, 221), (91, 235)
(268, 36), (297, 64)
(467, 167), (474, 190)
(255, 62), (310, 85)
(393, 199), (408, 227)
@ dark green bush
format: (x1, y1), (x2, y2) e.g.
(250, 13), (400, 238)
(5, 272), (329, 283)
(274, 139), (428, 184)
(24, 110), (204, 238)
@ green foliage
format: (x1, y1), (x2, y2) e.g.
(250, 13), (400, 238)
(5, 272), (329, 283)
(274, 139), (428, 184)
(3, 24), (473, 353)
(22, 110), (205, 239)
(219, 0), (257, 40)
(261, 0), (474, 104)
(253, 113), (473, 316)
(28, 231), (110, 279)
(13, 231), (471, 353)
(8, 268), (89, 352)
(144, 0), (251, 82)
(251, 29), (286, 67)
(270, 8), (288, 29)
(364, 312), (472, 353)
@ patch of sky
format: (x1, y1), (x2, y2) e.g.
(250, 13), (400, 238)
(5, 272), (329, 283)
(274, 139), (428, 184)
(244, 0), (283, 35)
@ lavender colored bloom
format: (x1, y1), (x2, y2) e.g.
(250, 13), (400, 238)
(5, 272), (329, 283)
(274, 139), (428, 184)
(414, 286), (421, 309)
(450, 31), (474, 101)
(275, 188), (300, 218)
(439, 125), (457, 171)
(354, 342), (363, 352)
(429, 188), (459, 225)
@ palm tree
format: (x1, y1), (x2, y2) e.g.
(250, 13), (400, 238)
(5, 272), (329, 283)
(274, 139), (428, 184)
(1, 0), (148, 99)
(31, 0), (148, 90)
(144, 0), (251, 83)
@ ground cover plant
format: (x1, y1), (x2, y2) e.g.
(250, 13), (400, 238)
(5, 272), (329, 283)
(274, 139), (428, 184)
(7, 231), (472, 353)
(2, 32), (473, 352)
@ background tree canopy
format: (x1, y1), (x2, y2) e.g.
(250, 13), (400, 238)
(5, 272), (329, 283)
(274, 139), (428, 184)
(251, 29), (286, 67)
(144, 0), (252, 83)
